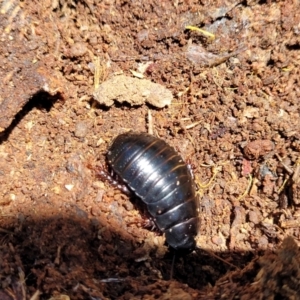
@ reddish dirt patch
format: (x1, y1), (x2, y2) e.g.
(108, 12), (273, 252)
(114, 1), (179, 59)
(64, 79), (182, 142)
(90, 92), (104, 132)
(1, 0), (300, 299)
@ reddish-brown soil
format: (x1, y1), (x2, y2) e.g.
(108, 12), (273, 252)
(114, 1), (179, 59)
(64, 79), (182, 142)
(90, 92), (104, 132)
(1, 0), (300, 299)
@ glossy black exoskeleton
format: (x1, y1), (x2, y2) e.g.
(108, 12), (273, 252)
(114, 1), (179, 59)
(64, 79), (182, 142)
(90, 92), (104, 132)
(106, 132), (199, 252)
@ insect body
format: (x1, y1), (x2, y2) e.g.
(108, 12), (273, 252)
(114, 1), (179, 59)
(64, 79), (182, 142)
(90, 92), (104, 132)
(107, 132), (199, 252)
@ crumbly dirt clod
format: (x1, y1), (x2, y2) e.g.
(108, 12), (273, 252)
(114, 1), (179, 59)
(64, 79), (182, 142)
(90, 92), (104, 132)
(93, 75), (173, 108)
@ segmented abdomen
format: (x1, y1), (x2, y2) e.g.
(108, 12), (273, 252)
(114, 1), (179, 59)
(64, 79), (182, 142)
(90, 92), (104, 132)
(107, 132), (199, 251)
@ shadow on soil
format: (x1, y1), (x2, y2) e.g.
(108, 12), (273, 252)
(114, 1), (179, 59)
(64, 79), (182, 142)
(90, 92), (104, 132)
(0, 91), (61, 142)
(0, 210), (256, 299)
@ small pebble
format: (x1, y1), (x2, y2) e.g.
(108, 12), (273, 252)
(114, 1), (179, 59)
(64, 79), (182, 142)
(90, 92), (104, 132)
(74, 121), (88, 138)
(70, 42), (87, 57)
(248, 210), (260, 224)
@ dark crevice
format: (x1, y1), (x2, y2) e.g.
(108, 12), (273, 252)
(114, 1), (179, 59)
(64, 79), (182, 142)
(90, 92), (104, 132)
(286, 43), (300, 50)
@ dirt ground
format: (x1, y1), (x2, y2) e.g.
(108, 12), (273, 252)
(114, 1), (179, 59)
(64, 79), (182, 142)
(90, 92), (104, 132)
(1, 0), (300, 299)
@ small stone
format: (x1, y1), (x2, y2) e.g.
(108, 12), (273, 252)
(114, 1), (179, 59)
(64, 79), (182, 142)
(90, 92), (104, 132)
(69, 42), (87, 57)
(74, 121), (88, 138)
(249, 210), (260, 224)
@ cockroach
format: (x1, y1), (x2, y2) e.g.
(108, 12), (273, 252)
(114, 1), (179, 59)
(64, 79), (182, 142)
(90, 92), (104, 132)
(103, 132), (200, 252)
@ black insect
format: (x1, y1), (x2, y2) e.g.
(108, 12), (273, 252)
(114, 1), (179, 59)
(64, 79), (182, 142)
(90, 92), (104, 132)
(105, 132), (199, 252)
